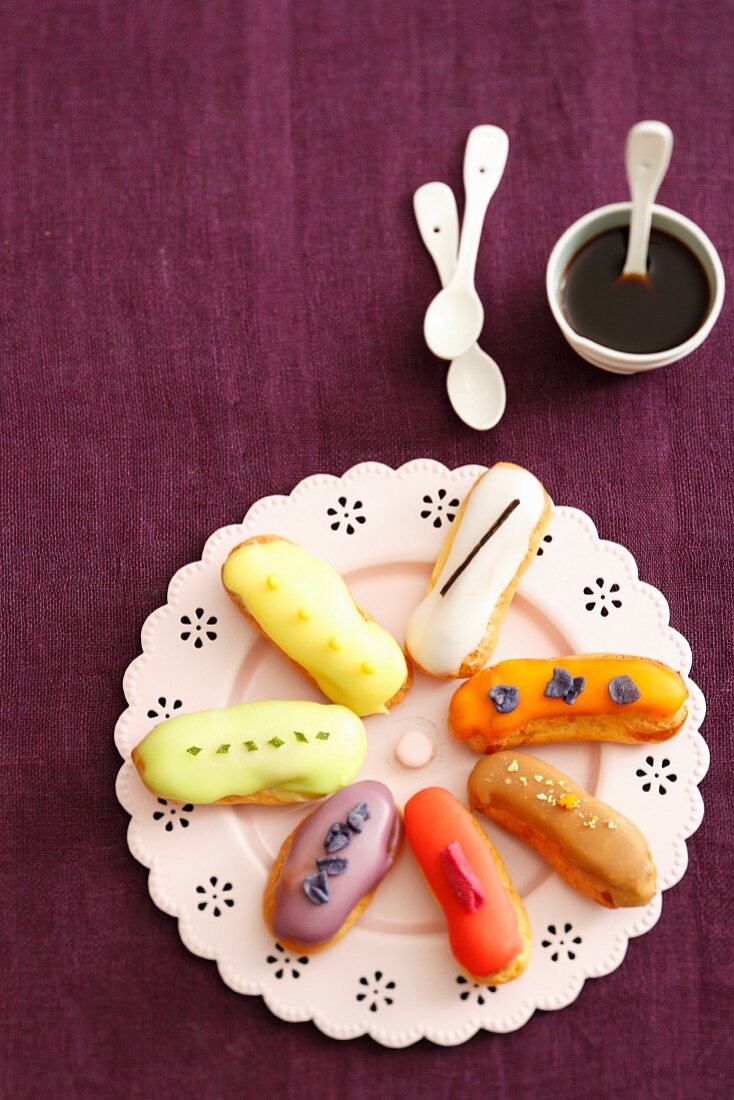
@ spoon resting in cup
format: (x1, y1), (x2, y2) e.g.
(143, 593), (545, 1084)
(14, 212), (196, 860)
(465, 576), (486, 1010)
(621, 120), (673, 281)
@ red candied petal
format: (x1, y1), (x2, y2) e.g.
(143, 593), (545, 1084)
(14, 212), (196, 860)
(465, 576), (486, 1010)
(439, 841), (485, 912)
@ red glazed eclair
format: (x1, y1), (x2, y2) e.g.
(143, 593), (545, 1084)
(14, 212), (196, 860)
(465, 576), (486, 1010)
(404, 787), (530, 984)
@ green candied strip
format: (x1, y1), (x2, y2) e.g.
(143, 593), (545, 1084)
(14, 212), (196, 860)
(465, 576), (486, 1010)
(190, 729), (331, 755)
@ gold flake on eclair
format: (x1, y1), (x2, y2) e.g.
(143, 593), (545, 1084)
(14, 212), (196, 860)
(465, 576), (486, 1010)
(507, 759), (519, 773)
(558, 792), (579, 810)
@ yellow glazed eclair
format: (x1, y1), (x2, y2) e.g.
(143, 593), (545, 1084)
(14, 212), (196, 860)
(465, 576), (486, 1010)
(222, 536), (411, 717)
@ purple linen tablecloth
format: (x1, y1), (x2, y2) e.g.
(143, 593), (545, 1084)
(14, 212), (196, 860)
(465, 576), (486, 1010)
(2, 1), (732, 1096)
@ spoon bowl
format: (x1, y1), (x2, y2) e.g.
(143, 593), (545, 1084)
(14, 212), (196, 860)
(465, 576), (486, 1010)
(446, 344), (506, 430)
(423, 285), (484, 360)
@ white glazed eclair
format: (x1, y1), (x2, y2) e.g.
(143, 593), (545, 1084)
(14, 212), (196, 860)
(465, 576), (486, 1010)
(406, 463), (552, 678)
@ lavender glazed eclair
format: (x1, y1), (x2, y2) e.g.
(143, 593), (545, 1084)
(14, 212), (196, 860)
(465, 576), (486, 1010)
(264, 780), (402, 954)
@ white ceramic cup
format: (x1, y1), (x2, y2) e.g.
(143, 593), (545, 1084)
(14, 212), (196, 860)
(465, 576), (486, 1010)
(546, 202), (725, 374)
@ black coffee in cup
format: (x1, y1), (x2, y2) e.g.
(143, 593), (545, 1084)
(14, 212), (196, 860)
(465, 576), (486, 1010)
(561, 227), (710, 354)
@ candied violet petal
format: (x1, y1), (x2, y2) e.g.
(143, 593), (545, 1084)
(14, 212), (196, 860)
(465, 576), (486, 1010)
(303, 870), (329, 905)
(488, 684), (519, 714)
(609, 674), (641, 705)
(316, 856), (349, 876)
(544, 667), (574, 698)
(563, 676), (586, 705)
(346, 801), (371, 832)
(324, 822), (352, 852)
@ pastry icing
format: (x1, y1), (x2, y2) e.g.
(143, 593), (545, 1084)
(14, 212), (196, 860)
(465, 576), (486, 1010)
(403, 787), (526, 981)
(405, 464), (550, 677)
(131, 701), (367, 804)
(222, 538), (408, 717)
(469, 752), (657, 908)
(270, 781), (402, 946)
(450, 655), (688, 751)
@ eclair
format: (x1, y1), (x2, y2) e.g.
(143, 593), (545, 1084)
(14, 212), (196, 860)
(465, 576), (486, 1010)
(131, 700), (367, 804)
(222, 536), (411, 717)
(449, 655), (688, 754)
(469, 752), (657, 908)
(403, 787), (530, 985)
(264, 781), (402, 953)
(405, 463), (552, 678)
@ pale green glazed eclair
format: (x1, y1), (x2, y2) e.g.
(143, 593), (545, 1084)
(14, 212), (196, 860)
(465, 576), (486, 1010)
(131, 700), (367, 804)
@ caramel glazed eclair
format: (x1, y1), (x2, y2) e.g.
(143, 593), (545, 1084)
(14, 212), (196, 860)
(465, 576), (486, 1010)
(469, 752), (657, 908)
(449, 655), (688, 754)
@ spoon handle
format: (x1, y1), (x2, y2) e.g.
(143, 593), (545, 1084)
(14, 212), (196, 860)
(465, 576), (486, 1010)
(456, 125), (509, 286)
(413, 182), (460, 288)
(622, 120), (673, 277)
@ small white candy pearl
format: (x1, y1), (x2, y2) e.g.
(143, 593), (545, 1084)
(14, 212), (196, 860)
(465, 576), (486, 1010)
(395, 729), (435, 769)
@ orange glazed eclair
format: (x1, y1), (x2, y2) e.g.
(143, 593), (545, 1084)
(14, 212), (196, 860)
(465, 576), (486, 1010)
(449, 655), (688, 754)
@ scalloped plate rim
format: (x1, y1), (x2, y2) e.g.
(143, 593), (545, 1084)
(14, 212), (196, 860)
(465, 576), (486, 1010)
(114, 459), (708, 1046)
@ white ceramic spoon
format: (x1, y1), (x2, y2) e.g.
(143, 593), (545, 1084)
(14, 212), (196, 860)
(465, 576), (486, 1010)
(422, 125), (509, 360)
(414, 182), (506, 430)
(622, 120), (673, 278)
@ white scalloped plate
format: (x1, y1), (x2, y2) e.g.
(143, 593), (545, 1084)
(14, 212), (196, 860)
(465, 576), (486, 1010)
(115, 460), (708, 1046)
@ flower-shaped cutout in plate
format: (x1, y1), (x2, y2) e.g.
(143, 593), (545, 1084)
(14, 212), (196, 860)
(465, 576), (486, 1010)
(115, 460), (707, 1047)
